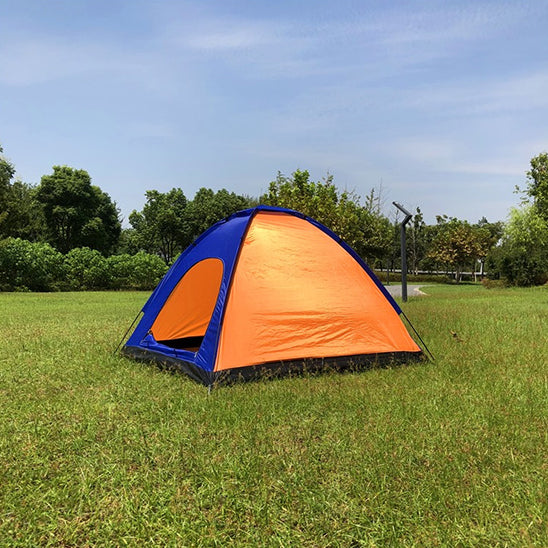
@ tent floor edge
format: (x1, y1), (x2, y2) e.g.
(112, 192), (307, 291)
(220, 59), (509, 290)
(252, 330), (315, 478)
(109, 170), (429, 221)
(120, 346), (212, 386)
(214, 351), (425, 385)
(120, 347), (424, 387)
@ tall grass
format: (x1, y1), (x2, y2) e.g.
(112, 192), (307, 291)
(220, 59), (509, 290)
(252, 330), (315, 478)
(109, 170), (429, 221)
(0, 286), (546, 546)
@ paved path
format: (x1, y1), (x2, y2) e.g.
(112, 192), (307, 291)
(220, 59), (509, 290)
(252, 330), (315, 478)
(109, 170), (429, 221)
(383, 284), (428, 298)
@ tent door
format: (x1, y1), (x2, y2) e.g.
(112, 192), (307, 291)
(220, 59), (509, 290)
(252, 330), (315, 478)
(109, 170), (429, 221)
(150, 258), (224, 352)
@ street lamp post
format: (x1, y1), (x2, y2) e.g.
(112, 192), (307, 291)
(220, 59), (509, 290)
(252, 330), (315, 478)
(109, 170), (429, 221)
(393, 202), (413, 302)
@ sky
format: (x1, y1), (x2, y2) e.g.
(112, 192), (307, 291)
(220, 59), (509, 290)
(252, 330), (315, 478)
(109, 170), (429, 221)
(1, 0), (547, 225)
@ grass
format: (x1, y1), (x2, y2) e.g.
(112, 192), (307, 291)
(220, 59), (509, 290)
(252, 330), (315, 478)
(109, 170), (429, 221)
(0, 286), (546, 546)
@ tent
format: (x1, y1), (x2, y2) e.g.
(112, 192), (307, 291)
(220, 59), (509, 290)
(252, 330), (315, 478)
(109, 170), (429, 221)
(121, 206), (423, 385)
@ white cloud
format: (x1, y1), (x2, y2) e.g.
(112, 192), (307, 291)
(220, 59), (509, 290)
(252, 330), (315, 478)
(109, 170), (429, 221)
(184, 24), (278, 51)
(160, 14), (320, 81)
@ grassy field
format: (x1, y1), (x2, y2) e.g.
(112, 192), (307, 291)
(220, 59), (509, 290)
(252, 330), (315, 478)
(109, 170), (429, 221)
(0, 285), (546, 546)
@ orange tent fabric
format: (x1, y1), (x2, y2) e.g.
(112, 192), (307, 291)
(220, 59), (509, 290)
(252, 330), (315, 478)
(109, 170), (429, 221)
(215, 212), (420, 371)
(151, 258), (223, 343)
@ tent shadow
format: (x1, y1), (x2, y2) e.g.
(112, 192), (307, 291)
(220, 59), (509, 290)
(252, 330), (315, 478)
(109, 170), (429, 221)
(124, 351), (427, 390)
(212, 352), (428, 388)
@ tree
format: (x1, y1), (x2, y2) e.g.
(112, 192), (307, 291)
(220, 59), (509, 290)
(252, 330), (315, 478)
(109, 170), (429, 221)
(494, 206), (548, 286)
(129, 188), (251, 264)
(129, 188), (189, 264)
(0, 144), (15, 192)
(0, 144), (45, 241)
(0, 144), (16, 234)
(525, 152), (548, 220)
(184, 188), (252, 243)
(116, 227), (141, 256)
(35, 166), (121, 254)
(264, 170), (391, 263)
(475, 217), (504, 277)
(0, 179), (44, 240)
(408, 207), (427, 274)
(427, 219), (486, 282)
(0, 145), (14, 186)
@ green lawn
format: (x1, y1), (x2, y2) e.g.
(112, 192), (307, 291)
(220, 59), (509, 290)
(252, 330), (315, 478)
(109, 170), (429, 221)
(0, 286), (546, 546)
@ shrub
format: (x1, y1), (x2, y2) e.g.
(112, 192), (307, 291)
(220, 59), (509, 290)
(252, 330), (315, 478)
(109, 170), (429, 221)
(481, 278), (508, 290)
(499, 249), (548, 286)
(107, 252), (167, 290)
(0, 239), (168, 292)
(127, 251), (168, 290)
(64, 247), (111, 290)
(373, 270), (454, 285)
(0, 238), (65, 291)
(106, 254), (134, 290)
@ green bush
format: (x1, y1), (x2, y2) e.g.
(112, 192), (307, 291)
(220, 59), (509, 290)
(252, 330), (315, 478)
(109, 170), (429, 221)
(106, 254), (135, 290)
(498, 249), (548, 286)
(107, 252), (167, 290)
(0, 238), (65, 291)
(126, 251), (168, 290)
(373, 270), (454, 285)
(480, 277), (508, 289)
(0, 238), (168, 292)
(64, 248), (111, 290)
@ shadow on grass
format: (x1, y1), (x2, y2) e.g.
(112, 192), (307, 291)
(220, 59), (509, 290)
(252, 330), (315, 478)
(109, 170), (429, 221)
(122, 350), (428, 390)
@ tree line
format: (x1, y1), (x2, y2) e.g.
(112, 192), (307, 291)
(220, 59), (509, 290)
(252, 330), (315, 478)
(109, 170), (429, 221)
(1, 141), (547, 290)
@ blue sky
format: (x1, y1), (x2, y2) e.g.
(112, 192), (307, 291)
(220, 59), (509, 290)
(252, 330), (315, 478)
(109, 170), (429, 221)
(1, 0), (547, 225)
